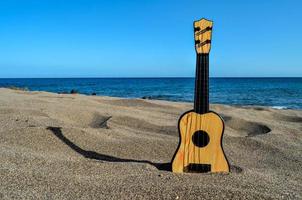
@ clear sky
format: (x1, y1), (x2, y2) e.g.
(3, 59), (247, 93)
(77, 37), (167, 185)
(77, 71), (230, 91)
(0, 0), (301, 78)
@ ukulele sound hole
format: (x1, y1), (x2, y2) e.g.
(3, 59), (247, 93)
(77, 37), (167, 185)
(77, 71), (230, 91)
(184, 164), (211, 173)
(192, 130), (210, 148)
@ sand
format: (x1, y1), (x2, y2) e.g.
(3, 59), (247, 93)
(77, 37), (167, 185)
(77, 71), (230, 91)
(0, 88), (301, 199)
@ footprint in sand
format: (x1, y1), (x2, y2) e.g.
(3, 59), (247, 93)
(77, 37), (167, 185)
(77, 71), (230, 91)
(90, 115), (112, 129)
(222, 115), (271, 137)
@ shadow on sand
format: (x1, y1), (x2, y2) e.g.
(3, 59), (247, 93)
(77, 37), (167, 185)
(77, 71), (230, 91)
(46, 127), (171, 171)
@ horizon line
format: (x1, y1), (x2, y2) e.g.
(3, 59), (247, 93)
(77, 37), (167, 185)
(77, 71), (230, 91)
(0, 76), (302, 79)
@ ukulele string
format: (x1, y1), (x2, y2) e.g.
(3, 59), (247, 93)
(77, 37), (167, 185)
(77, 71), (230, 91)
(197, 53), (200, 172)
(205, 54), (210, 173)
(201, 53), (204, 172)
(202, 52), (206, 172)
(198, 52), (203, 172)
(198, 52), (204, 170)
(200, 29), (206, 172)
(196, 52), (202, 172)
(198, 53), (203, 172)
(193, 53), (199, 172)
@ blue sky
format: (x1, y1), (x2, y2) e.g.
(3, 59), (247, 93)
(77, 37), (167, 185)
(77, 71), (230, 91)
(0, 0), (301, 78)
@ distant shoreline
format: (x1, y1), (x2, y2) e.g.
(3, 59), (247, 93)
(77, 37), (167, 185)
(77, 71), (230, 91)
(0, 77), (301, 110)
(0, 77), (301, 79)
(1, 87), (300, 111)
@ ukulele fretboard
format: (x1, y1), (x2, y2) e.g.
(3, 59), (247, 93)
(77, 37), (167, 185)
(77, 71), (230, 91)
(194, 53), (209, 114)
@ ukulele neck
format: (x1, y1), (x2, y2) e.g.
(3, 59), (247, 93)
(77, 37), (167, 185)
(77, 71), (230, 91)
(194, 53), (209, 114)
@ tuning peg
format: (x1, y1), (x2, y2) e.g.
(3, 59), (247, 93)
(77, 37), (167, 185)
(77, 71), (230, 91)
(194, 27), (201, 32)
(195, 40), (201, 45)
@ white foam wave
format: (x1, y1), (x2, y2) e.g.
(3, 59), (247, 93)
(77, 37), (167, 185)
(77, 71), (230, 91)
(271, 106), (288, 110)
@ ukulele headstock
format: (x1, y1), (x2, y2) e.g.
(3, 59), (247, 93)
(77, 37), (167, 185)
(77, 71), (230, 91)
(194, 18), (213, 54)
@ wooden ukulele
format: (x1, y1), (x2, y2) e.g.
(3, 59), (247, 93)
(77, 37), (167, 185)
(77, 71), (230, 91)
(172, 18), (229, 173)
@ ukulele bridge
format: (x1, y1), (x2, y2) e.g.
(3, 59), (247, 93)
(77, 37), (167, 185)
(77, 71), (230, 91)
(184, 164), (211, 173)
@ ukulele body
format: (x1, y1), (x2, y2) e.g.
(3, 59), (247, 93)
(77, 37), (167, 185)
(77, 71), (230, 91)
(172, 110), (229, 173)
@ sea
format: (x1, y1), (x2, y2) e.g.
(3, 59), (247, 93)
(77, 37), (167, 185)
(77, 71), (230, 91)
(0, 78), (301, 110)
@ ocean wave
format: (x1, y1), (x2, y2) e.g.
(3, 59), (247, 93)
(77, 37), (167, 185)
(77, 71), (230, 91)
(141, 94), (186, 102)
(271, 106), (288, 110)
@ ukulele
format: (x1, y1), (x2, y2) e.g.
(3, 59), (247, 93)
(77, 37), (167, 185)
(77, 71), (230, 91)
(172, 18), (229, 173)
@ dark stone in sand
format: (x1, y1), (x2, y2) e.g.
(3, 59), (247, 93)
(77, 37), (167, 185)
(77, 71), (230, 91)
(70, 89), (78, 94)
(92, 93), (97, 96)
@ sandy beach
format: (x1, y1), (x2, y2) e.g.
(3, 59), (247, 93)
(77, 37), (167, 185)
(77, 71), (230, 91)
(0, 88), (301, 199)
